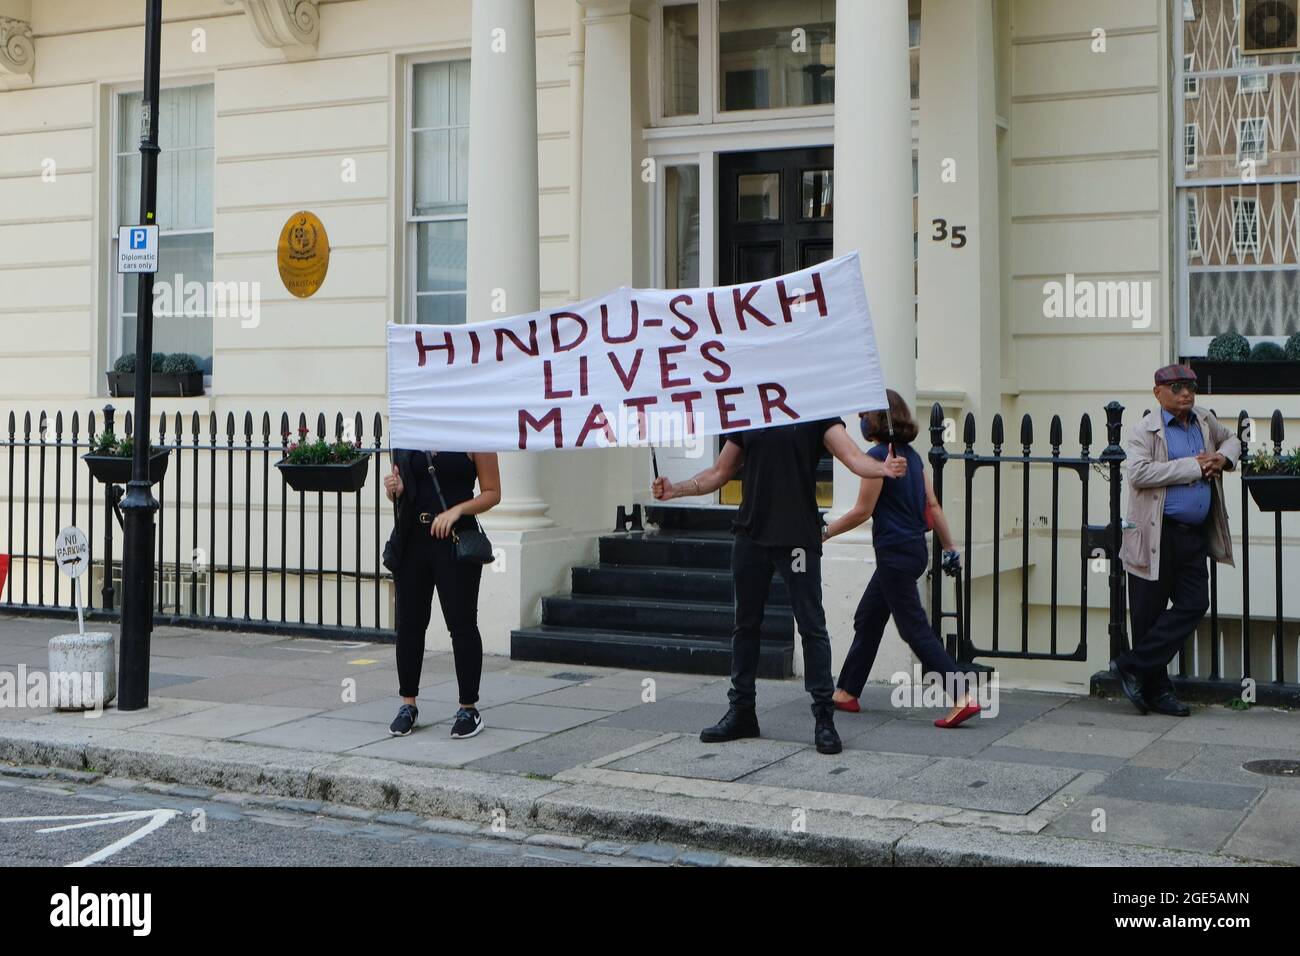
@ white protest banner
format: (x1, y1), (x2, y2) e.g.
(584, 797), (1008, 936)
(387, 251), (888, 453)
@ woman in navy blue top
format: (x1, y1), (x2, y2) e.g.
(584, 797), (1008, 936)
(823, 390), (980, 728)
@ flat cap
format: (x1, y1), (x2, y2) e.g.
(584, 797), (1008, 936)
(1154, 363), (1197, 385)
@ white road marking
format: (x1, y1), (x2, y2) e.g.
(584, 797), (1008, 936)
(1, 808), (180, 867)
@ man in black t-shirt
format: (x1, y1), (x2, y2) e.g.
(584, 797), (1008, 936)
(652, 418), (906, 754)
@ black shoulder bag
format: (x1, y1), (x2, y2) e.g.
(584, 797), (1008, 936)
(381, 454), (404, 575)
(426, 452), (495, 566)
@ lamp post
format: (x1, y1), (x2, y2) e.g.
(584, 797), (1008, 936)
(117, 0), (163, 710)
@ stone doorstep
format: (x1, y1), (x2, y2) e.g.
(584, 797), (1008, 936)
(0, 729), (1262, 868)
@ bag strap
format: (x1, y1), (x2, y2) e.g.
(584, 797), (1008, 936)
(425, 452), (484, 538)
(424, 451), (451, 514)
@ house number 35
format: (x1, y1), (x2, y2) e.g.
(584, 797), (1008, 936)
(931, 219), (968, 248)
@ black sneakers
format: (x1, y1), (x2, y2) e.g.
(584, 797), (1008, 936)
(813, 706), (842, 755)
(389, 703), (418, 737)
(450, 707), (483, 739)
(699, 705), (760, 743)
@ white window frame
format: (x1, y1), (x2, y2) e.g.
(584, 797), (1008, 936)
(1184, 123), (1199, 170)
(1237, 116), (1268, 165)
(1234, 47), (1269, 93)
(1232, 196), (1260, 257)
(1187, 192), (1201, 258)
(650, 0), (836, 127)
(1294, 197), (1300, 261)
(108, 78), (215, 385)
(1184, 54), (1199, 97)
(403, 53), (471, 327)
(1183, 0), (1196, 20)
(1174, 10), (1298, 357)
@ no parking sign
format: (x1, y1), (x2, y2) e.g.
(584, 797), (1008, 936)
(55, 526), (89, 633)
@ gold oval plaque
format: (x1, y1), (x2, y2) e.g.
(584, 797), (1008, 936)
(277, 211), (330, 298)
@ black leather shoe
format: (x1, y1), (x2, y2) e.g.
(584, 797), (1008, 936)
(1147, 691), (1190, 717)
(700, 705), (760, 743)
(1110, 659), (1148, 715)
(813, 707), (842, 755)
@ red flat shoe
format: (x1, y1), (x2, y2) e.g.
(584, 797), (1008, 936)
(834, 697), (860, 713)
(934, 702), (981, 728)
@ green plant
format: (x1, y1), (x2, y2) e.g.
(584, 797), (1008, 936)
(90, 430), (121, 456)
(112, 353), (136, 374)
(160, 352), (199, 374)
(1207, 331), (1250, 362)
(280, 425), (364, 465)
(150, 351), (167, 372)
(1285, 332), (1300, 361)
(1245, 447), (1300, 476)
(88, 431), (162, 459)
(1249, 341), (1287, 361)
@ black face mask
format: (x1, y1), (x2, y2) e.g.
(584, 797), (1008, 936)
(860, 417), (873, 443)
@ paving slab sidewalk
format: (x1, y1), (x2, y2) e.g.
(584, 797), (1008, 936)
(1, 616), (1296, 866)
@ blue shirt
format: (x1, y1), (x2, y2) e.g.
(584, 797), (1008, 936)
(1161, 409), (1211, 525)
(867, 442), (928, 550)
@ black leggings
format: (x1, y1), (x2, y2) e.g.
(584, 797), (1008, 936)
(394, 532), (483, 704)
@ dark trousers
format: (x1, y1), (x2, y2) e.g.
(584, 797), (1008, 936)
(837, 538), (961, 697)
(728, 533), (835, 711)
(394, 531), (484, 704)
(1119, 519), (1210, 696)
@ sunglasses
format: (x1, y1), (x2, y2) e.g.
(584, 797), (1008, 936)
(1167, 381), (1198, 395)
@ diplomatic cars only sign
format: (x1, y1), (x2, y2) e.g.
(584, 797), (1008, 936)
(117, 224), (159, 274)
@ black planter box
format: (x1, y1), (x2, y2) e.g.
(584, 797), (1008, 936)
(106, 371), (205, 397)
(82, 449), (171, 485)
(276, 457), (370, 493)
(1188, 358), (1300, 395)
(1243, 473), (1300, 512)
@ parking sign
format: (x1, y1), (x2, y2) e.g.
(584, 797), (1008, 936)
(117, 224), (159, 273)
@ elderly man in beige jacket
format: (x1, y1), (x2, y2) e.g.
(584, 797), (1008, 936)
(1111, 364), (1241, 717)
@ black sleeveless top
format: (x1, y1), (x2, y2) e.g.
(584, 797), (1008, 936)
(408, 450), (476, 515)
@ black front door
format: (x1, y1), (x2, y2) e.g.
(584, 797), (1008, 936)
(717, 147), (835, 507)
(718, 146), (834, 284)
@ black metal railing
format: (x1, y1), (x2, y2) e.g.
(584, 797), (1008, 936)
(3, 400), (1296, 698)
(1194, 409), (1296, 691)
(2, 404), (395, 640)
(927, 400), (1298, 700)
(927, 401), (1125, 666)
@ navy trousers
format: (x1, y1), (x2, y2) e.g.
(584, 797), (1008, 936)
(836, 537), (961, 697)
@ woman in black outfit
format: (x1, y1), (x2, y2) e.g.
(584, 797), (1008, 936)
(384, 449), (500, 738)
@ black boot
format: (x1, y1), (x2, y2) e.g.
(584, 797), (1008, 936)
(700, 704), (760, 743)
(813, 705), (842, 755)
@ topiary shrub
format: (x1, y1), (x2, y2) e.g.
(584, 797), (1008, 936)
(1285, 332), (1300, 361)
(1249, 341), (1287, 362)
(150, 351), (167, 372)
(112, 353), (136, 374)
(1207, 331), (1250, 362)
(160, 352), (199, 374)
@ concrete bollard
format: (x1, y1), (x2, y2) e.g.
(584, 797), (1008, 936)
(47, 632), (116, 711)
